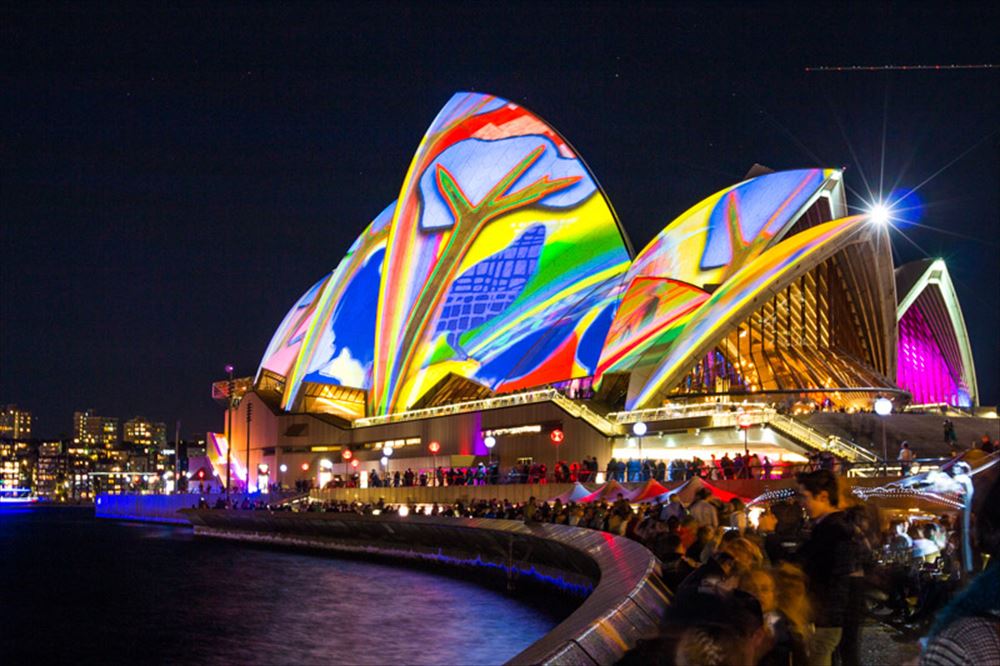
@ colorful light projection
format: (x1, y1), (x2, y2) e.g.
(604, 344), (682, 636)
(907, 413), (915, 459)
(256, 274), (332, 381)
(898, 304), (969, 406)
(596, 278), (709, 376)
(279, 202), (395, 410)
(596, 169), (839, 379)
(370, 92), (631, 414)
(626, 215), (871, 409)
(627, 169), (837, 289)
(894, 259), (978, 408)
(206, 432), (246, 486)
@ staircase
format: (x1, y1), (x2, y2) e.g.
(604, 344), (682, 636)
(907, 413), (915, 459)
(765, 413), (879, 463)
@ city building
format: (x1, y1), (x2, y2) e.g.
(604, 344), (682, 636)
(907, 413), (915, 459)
(205, 92), (984, 491)
(0, 439), (33, 490)
(123, 417), (167, 449)
(73, 409), (119, 449)
(0, 404), (33, 439)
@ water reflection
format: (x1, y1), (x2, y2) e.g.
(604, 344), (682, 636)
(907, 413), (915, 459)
(0, 508), (557, 664)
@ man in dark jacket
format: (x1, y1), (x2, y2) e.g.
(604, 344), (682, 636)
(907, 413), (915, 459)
(795, 469), (858, 666)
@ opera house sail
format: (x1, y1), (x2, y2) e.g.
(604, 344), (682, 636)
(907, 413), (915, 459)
(207, 90), (980, 484)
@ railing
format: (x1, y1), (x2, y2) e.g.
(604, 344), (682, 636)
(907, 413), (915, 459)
(354, 389), (563, 427)
(353, 389), (622, 436)
(548, 392), (621, 437)
(765, 413), (879, 463)
(607, 401), (772, 424)
(845, 457), (953, 478)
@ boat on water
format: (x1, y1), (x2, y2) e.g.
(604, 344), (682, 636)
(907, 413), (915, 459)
(0, 488), (39, 505)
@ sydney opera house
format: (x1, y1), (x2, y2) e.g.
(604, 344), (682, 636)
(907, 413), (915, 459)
(207, 92), (980, 491)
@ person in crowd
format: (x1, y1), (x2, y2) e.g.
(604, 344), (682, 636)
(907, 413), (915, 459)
(656, 532), (699, 591)
(898, 441), (915, 476)
(606, 458), (617, 483)
(912, 524), (942, 563)
(794, 469), (858, 666)
(756, 505), (778, 534)
(771, 562), (813, 665)
(659, 493), (687, 522)
(721, 453), (735, 479)
(920, 473), (1000, 665)
(626, 457), (641, 482)
(729, 498), (748, 531)
(689, 488), (719, 528)
(762, 456), (773, 479)
(522, 496), (539, 523)
(687, 525), (714, 563)
(979, 432), (995, 453)
(734, 453), (746, 479)
(675, 514), (699, 549)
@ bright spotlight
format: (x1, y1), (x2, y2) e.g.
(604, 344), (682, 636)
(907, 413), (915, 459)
(869, 203), (890, 226)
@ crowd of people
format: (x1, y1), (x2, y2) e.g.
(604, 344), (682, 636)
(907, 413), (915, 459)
(303, 450), (840, 491)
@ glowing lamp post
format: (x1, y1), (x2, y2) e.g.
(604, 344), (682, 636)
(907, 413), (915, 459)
(383, 445), (393, 478)
(279, 463), (287, 490)
(342, 448), (353, 481)
(874, 396), (892, 475)
(428, 441), (441, 485)
(632, 421), (647, 460)
(224, 363), (234, 499)
(737, 412), (753, 459)
(484, 435), (496, 467)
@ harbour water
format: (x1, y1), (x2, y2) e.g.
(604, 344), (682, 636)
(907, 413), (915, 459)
(0, 507), (562, 664)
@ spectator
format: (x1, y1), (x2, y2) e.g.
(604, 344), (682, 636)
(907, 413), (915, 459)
(689, 488), (719, 528)
(920, 473), (1000, 665)
(795, 469), (859, 666)
(898, 441), (915, 476)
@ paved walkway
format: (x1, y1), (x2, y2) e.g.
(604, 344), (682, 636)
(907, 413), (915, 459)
(859, 619), (921, 665)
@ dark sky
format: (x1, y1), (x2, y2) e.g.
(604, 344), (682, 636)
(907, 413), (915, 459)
(3, 2), (998, 438)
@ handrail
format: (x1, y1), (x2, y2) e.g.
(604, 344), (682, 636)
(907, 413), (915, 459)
(548, 392), (622, 437)
(353, 388), (622, 436)
(607, 401), (772, 424)
(181, 510), (669, 665)
(765, 413), (878, 463)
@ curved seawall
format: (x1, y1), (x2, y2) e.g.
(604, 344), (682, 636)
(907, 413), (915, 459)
(182, 510), (670, 665)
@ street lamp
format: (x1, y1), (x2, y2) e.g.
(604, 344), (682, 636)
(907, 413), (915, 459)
(428, 441), (441, 485)
(484, 435), (496, 467)
(383, 445), (393, 479)
(245, 400), (253, 493)
(632, 422), (647, 460)
(224, 363), (234, 499)
(279, 463), (288, 490)
(874, 396), (892, 475)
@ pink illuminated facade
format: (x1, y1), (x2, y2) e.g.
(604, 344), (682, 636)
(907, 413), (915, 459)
(895, 259), (977, 408)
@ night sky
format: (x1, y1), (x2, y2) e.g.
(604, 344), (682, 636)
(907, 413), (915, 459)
(3, 2), (997, 438)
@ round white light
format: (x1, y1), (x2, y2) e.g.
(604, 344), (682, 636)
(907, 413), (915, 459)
(484, 435), (496, 449)
(279, 464), (288, 473)
(398, 505), (409, 517)
(383, 445), (394, 457)
(319, 458), (333, 470)
(632, 421), (648, 436)
(869, 203), (890, 226)
(380, 456), (389, 466)
(874, 397), (892, 416)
